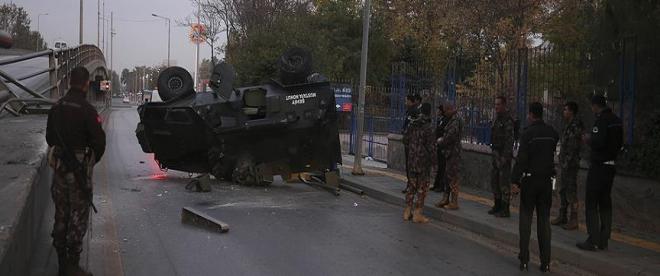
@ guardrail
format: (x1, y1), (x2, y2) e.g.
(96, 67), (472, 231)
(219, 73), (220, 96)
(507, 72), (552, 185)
(0, 44), (107, 116)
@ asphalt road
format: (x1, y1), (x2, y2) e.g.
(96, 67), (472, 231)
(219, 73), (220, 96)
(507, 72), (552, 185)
(30, 101), (590, 276)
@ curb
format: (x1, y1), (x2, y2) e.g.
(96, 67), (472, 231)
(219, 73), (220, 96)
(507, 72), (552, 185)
(341, 177), (655, 276)
(0, 148), (51, 276)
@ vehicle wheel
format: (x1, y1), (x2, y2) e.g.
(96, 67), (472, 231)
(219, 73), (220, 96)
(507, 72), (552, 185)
(278, 47), (312, 85)
(157, 66), (194, 101)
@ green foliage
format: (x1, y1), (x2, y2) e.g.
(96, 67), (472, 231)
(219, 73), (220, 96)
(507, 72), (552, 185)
(0, 3), (47, 50)
(224, 0), (394, 86)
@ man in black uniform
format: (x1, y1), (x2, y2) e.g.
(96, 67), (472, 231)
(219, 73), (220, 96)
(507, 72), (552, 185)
(431, 104), (447, 193)
(46, 67), (106, 276)
(402, 93), (422, 193)
(511, 102), (558, 272)
(576, 95), (623, 251)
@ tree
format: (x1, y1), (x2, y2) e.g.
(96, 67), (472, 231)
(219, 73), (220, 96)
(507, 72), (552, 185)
(0, 3), (47, 50)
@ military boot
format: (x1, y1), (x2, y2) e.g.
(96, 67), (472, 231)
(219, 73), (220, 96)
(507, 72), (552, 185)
(488, 199), (501, 215)
(444, 193), (459, 210)
(562, 203), (578, 230)
(412, 208), (430, 223)
(551, 207), (568, 226)
(494, 201), (510, 217)
(403, 205), (413, 221)
(66, 254), (93, 276)
(56, 249), (67, 276)
(434, 193), (449, 208)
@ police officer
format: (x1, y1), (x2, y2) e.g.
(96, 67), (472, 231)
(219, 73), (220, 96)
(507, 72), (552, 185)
(435, 101), (463, 210)
(402, 93), (422, 194)
(46, 67), (106, 276)
(576, 95), (623, 251)
(511, 102), (558, 272)
(431, 104), (447, 193)
(551, 101), (584, 230)
(490, 96), (515, 217)
(402, 103), (436, 223)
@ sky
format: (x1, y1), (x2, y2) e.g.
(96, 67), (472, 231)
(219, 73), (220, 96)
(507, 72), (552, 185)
(11, 0), (223, 74)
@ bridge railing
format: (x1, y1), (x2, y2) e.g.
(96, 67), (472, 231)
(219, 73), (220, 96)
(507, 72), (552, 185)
(0, 44), (108, 117)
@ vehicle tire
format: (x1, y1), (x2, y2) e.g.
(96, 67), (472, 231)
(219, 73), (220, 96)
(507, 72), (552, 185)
(278, 47), (312, 85)
(157, 67), (194, 101)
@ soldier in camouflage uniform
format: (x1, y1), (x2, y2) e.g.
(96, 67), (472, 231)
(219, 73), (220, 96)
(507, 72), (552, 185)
(552, 102), (584, 230)
(403, 103), (436, 223)
(435, 101), (462, 210)
(46, 67), (106, 276)
(489, 96), (515, 217)
(402, 94), (422, 194)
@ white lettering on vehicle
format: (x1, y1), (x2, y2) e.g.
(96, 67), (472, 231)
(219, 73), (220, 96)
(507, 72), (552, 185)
(285, 92), (317, 105)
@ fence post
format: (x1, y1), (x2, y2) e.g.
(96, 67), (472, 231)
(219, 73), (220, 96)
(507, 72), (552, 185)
(48, 51), (59, 99)
(349, 109), (356, 154)
(368, 115), (374, 158)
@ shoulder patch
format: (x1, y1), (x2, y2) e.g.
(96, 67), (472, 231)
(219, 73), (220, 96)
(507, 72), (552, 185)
(592, 126), (599, 133)
(96, 115), (103, 124)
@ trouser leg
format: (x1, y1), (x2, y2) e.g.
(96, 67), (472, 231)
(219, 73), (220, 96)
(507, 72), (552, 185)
(415, 177), (430, 209)
(599, 165), (616, 246)
(490, 156), (501, 200)
(405, 174), (417, 207)
(536, 178), (553, 265)
(518, 179), (534, 264)
(585, 166), (601, 244)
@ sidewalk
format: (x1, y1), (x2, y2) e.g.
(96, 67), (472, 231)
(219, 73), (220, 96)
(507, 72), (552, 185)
(339, 158), (660, 276)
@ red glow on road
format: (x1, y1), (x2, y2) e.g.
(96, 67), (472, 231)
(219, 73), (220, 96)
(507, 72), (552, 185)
(150, 174), (168, 180)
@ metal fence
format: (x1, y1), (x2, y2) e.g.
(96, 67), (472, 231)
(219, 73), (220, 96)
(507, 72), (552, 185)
(0, 44), (109, 117)
(338, 41), (638, 163)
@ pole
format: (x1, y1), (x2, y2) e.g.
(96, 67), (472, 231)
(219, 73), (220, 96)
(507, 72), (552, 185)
(102, 0), (106, 54)
(194, 3), (200, 91)
(36, 13), (48, 51)
(167, 18), (171, 67)
(97, 0), (100, 46)
(110, 12), (114, 78)
(352, 0), (370, 176)
(79, 0), (83, 44)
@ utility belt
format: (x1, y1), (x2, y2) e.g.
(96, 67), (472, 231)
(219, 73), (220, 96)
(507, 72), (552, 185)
(48, 146), (95, 173)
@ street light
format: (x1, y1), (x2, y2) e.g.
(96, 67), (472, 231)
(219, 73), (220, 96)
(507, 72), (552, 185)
(152, 13), (171, 67)
(36, 13), (48, 51)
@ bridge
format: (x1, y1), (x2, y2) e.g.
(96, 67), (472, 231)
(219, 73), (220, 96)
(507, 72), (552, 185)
(0, 44), (110, 118)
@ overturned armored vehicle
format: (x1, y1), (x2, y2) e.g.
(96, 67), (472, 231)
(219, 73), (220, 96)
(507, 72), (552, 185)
(136, 48), (341, 186)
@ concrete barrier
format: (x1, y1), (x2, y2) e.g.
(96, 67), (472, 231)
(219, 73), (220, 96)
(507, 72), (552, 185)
(0, 116), (51, 276)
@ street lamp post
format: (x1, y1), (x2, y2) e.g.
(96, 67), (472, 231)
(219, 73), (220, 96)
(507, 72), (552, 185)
(352, 0), (371, 176)
(152, 13), (171, 67)
(36, 13), (48, 51)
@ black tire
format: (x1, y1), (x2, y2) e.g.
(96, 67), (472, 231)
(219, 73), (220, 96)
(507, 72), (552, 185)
(278, 47), (312, 85)
(157, 67), (194, 101)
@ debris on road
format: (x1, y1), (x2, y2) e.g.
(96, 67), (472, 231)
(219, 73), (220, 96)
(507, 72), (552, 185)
(181, 206), (229, 233)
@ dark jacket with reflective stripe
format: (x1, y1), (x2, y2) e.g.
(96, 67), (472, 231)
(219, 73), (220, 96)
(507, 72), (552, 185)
(46, 88), (106, 163)
(511, 120), (559, 184)
(590, 108), (623, 163)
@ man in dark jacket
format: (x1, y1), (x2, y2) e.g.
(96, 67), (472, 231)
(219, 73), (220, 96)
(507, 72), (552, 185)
(577, 95), (623, 251)
(46, 67), (106, 276)
(511, 102), (559, 273)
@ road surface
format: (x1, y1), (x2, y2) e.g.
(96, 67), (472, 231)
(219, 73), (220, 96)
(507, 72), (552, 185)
(29, 100), (590, 276)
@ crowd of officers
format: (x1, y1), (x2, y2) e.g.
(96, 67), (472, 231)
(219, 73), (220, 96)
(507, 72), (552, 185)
(401, 93), (623, 273)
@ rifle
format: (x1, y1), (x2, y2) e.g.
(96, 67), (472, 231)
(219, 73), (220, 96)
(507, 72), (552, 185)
(53, 106), (98, 213)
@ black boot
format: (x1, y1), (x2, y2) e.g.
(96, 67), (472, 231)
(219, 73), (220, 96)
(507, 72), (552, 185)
(519, 262), (528, 271)
(56, 249), (67, 276)
(488, 199), (500, 215)
(66, 252), (93, 276)
(551, 207), (567, 226)
(576, 240), (598, 251)
(540, 263), (550, 273)
(494, 201), (510, 218)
